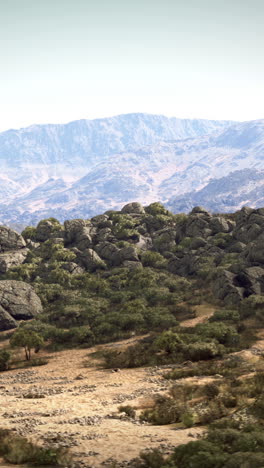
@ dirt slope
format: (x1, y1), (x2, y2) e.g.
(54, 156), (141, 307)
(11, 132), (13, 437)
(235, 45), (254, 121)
(0, 340), (203, 467)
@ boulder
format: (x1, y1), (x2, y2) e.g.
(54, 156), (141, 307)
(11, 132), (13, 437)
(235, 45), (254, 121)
(75, 227), (93, 251)
(95, 242), (120, 261)
(0, 249), (29, 274)
(190, 237), (207, 250)
(245, 241), (264, 264)
(209, 216), (232, 234)
(135, 235), (153, 251)
(78, 249), (106, 272)
(122, 261), (143, 270)
(212, 270), (244, 305)
(121, 202), (145, 215)
(0, 306), (17, 331)
(64, 219), (87, 244)
(185, 217), (212, 238)
(227, 241), (246, 253)
(0, 226), (26, 252)
(112, 246), (139, 266)
(61, 262), (85, 275)
(232, 267), (264, 296)
(190, 206), (211, 216)
(35, 219), (63, 242)
(91, 214), (110, 227)
(0, 280), (43, 322)
(95, 227), (114, 243)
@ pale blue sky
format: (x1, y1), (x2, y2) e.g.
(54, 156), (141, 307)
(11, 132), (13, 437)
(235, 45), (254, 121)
(0, 0), (263, 130)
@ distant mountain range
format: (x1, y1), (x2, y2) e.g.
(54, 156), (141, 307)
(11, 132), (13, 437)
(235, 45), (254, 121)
(0, 113), (263, 227)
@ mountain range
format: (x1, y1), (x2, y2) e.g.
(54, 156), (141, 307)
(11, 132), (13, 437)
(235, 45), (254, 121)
(0, 113), (263, 227)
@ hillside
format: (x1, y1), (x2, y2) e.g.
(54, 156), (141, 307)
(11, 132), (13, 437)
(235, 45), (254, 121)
(0, 203), (264, 465)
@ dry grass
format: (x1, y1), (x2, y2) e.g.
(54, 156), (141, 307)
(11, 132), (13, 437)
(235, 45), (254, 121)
(0, 336), (203, 467)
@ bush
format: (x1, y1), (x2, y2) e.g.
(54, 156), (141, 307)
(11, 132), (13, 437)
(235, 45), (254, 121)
(171, 440), (227, 468)
(140, 395), (183, 425)
(183, 342), (223, 361)
(0, 430), (69, 465)
(0, 350), (11, 371)
(141, 251), (166, 268)
(209, 309), (240, 323)
(181, 411), (195, 428)
(154, 331), (183, 354)
(21, 226), (37, 241)
(196, 322), (240, 347)
(136, 448), (166, 468)
(204, 383), (220, 399)
(118, 405), (136, 418)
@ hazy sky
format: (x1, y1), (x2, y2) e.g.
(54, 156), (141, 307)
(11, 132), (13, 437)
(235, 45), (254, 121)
(0, 0), (263, 130)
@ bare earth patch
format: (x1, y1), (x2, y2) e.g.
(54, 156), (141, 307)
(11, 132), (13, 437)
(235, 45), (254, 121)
(180, 303), (216, 328)
(0, 339), (204, 467)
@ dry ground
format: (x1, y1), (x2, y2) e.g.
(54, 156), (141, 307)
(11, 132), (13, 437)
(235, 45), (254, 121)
(0, 337), (204, 468)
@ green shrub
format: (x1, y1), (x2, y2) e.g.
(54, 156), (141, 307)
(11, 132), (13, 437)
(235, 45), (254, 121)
(21, 226), (37, 241)
(145, 202), (171, 216)
(118, 405), (136, 418)
(183, 341), (223, 361)
(204, 383), (220, 399)
(136, 448), (166, 468)
(141, 251), (166, 268)
(0, 350), (11, 371)
(181, 411), (195, 428)
(209, 309), (240, 323)
(154, 331), (183, 354)
(140, 395), (183, 425)
(171, 440), (228, 468)
(0, 429), (69, 465)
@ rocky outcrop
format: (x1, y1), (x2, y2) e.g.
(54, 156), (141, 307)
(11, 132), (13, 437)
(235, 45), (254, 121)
(3, 202), (264, 309)
(212, 270), (244, 306)
(0, 280), (43, 330)
(112, 246), (139, 266)
(78, 249), (106, 272)
(0, 249), (29, 274)
(0, 306), (17, 331)
(121, 202), (145, 215)
(61, 262), (85, 275)
(35, 219), (63, 242)
(0, 226), (26, 251)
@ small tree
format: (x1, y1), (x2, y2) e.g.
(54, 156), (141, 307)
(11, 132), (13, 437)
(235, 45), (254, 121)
(10, 329), (44, 361)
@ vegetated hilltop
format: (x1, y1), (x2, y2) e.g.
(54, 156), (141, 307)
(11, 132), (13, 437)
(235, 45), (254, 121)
(0, 201), (264, 337)
(1, 202), (264, 467)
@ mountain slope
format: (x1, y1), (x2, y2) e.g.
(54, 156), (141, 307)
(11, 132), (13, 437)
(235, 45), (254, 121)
(2, 116), (264, 225)
(166, 169), (264, 213)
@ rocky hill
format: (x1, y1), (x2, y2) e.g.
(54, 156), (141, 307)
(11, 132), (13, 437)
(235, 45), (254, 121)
(1, 202), (264, 333)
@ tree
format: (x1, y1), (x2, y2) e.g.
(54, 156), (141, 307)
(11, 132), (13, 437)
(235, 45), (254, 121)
(10, 329), (44, 361)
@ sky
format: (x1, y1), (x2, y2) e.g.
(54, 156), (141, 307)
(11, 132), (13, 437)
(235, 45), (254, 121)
(0, 0), (263, 131)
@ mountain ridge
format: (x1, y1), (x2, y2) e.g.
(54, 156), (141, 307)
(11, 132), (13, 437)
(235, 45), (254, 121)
(1, 113), (264, 226)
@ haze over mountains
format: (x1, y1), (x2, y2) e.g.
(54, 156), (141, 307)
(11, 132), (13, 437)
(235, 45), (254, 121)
(0, 113), (263, 227)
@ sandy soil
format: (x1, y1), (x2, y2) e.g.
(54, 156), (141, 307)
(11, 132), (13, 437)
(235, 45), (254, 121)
(0, 338), (204, 467)
(180, 303), (216, 328)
